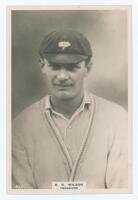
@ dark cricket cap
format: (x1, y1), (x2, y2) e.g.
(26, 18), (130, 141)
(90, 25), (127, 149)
(39, 30), (92, 64)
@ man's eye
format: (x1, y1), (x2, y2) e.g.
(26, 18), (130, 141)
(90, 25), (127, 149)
(67, 64), (81, 71)
(67, 65), (75, 71)
(48, 63), (60, 70)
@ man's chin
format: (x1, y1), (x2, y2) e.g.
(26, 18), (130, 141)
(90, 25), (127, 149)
(54, 91), (73, 100)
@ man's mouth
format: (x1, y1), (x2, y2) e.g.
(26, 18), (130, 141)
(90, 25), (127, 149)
(54, 84), (72, 87)
(54, 84), (73, 90)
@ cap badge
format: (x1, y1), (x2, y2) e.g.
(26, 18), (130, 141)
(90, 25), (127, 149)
(58, 41), (71, 50)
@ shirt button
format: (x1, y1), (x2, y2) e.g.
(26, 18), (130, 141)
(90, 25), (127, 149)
(68, 126), (72, 129)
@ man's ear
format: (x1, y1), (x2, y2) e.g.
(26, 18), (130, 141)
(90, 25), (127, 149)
(86, 61), (93, 73)
(39, 57), (45, 69)
(39, 57), (48, 74)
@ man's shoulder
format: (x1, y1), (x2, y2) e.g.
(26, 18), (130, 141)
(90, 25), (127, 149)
(88, 92), (128, 134)
(89, 92), (127, 118)
(13, 97), (46, 124)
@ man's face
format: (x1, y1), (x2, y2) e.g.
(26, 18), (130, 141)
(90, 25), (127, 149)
(41, 58), (90, 100)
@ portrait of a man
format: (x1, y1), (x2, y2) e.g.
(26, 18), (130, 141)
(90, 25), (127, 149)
(9, 6), (131, 192)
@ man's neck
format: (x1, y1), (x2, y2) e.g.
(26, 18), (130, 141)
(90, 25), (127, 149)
(50, 92), (84, 119)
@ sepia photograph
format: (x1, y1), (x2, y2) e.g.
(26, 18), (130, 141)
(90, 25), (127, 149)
(6, 5), (132, 194)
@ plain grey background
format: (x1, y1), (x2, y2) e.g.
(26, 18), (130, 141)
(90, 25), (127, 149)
(12, 10), (128, 118)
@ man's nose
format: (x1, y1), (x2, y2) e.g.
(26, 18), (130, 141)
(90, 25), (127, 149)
(57, 69), (69, 81)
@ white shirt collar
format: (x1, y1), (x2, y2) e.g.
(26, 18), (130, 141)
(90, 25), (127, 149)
(44, 90), (91, 112)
